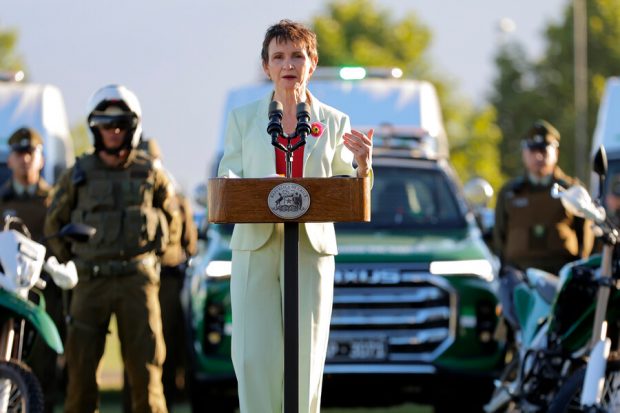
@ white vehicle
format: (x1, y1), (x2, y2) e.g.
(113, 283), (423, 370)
(0, 73), (74, 185)
(591, 76), (620, 198)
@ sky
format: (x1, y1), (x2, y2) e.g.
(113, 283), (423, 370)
(3, 0), (567, 199)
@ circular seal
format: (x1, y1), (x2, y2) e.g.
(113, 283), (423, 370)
(268, 183), (311, 219)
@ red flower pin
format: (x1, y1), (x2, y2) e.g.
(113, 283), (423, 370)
(310, 122), (324, 138)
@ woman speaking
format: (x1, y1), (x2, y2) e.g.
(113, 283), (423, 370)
(217, 19), (373, 413)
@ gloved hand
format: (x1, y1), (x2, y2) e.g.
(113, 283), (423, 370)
(44, 256), (78, 290)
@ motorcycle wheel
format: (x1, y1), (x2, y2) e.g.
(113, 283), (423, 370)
(0, 360), (44, 413)
(548, 360), (620, 413)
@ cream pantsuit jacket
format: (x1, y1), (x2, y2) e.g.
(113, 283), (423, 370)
(218, 91), (356, 252)
(217, 91), (356, 413)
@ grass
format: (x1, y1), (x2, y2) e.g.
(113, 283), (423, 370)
(54, 317), (431, 413)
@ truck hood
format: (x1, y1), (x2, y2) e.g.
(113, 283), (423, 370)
(335, 227), (494, 264)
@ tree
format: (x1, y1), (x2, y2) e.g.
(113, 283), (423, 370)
(70, 123), (92, 156)
(311, 0), (505, 193)
(491, 0), (620, 181)
(311, 0), (432, 76)
(0, 24), (24, 74)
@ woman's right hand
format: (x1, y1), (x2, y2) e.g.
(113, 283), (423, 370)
(343, 129), (374, 177)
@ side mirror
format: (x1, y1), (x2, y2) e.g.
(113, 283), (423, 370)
(593, 146), (608, 177)
(463, 178), (495, 242)
(593, 146), (608, 200)
(57, 223), (96, 243)
(464, 177), (494, 208)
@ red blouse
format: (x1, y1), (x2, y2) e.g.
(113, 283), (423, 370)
(275, 135), (305, 178)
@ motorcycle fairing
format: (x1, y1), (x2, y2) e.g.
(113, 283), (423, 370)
(0, 288), (63, 354)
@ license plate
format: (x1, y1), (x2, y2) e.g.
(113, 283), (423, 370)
(326, 337), (387, 361)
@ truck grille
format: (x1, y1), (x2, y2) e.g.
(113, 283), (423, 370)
(328, 266), (457, 364)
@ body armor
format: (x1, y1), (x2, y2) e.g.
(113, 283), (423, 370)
(69, 152), (168, 262)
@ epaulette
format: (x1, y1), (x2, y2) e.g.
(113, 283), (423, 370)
(71, 157), (87, 186)
(507, 176), (527, 194)
(0, 181), (15, 201)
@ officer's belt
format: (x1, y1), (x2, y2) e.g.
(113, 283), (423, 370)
(76, 255), (156, 278)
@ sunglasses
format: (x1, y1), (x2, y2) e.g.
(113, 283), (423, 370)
(89, 115), (136, 131)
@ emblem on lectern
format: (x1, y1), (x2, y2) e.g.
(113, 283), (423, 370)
(268, 183), (311, 219)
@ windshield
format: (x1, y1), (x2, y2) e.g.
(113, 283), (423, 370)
(337, 165), (466, 231)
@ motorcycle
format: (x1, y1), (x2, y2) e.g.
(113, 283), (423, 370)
(546, 148), (620, 412)
(0, 216), (93, 412)
(484, 264), (578, 412)
(484, 148), (613, 413)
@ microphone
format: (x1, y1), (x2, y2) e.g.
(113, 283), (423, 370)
(295, 102), (311, 140)
(267, 100), (284, 139)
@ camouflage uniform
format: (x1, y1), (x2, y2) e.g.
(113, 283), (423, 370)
(44, 149), (180, 413)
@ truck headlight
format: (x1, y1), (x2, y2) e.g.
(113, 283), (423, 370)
(205, 260), (232, 278)
(429, 259), (494, 282)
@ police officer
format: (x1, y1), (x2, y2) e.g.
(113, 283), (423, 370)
(44, 84), (180, 413)
(122, 138), (198, 411)
(1, 127), (60, 412)
(494, 120), (594, 274)
(1, 127), (49, 238)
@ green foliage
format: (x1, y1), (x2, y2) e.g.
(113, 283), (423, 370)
(450, 105), (505, 197)
(491, 0), (620, 181)
(311, 0), (432, 75)
(70, 123), (92, 156)
(0, 24), (24, 74)
(311, 0), (505, 193)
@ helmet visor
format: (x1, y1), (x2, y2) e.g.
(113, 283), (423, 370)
(89, 114), (136, 131)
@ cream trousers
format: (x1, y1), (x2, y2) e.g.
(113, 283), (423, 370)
(230, 224), (334, 413)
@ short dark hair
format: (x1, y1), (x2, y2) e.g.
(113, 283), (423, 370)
(261, 20), (318, 66)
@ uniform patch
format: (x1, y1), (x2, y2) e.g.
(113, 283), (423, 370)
(511, 197), (529, 208)
(532, 224), (546, 238)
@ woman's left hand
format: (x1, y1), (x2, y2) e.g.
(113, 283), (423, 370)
(343, 128), (374, 177)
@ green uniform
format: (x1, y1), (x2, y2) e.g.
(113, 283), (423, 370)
(158, 193), (197, 408)
(0, 179), (61, 413)
(123, 192), (198, 411)
(44, 150), (181, 413)
(493, 167), (594, 274)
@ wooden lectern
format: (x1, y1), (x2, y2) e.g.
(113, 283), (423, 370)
(208, 176), (370, 413)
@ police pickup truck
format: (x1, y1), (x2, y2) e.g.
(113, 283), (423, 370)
(183, 67), (504, 412)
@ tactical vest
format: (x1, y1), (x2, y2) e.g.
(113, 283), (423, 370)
(503, 183), (579, 274)
(70, 153), (167, 261)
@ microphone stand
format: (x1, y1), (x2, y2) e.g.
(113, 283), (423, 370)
(269, 104), (308, 413)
